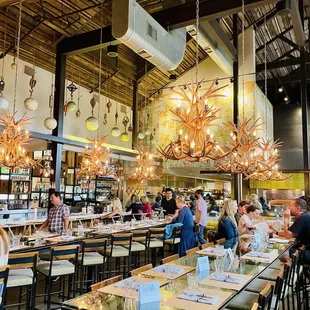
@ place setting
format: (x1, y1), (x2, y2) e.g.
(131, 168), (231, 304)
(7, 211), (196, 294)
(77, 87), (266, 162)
(196, 245), (227, 257)
(140, 264), (195, 280)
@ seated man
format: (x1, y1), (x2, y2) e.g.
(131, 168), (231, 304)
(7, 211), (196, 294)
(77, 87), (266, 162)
(278, 197), (310, 262)
(235, 200), (249, 224)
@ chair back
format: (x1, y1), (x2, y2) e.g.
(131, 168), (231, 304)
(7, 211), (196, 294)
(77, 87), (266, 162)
(149, 228), (165, 239)
(171, 226), (182, 242)
(8, 251), (38, 270)
(51, 244), (79, 261)
(272, 266), (285, 310)
(82, 238), (107, 253)
(207, 231), (217, 243)
(215, 238), (226, 245)
(251, 303), (261, 310)
(131, 264), (153, 276)
(289, 250), (300, 286)
(258, 282), (274, 310)
(112, 215), (123, 224)
(200, 242), (214, 250)
(132, 230), (148, 244)
(185, 247), (199, 256)
(111, 233), (132, 247)
(161, 254), (179, 265)
(91, 275), (123, 291)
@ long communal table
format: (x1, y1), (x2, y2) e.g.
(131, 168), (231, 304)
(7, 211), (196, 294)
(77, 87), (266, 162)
(61, 238), (293, 310)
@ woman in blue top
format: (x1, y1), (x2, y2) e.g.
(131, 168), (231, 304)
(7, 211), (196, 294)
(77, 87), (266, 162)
(218, 200), (239, 249)
(172, 195), (196, 257)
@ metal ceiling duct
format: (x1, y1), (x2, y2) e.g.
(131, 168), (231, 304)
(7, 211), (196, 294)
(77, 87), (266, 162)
(112, 0), (186, 71)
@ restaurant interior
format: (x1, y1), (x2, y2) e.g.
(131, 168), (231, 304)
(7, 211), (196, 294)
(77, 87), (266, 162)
(0, 0), (309, 309)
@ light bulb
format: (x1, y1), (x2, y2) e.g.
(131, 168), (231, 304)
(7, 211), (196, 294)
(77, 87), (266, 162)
(179, 129), (183, 136)
(186, 107), (190, 115)
(278, 87), (283, 93)
(190, 140), (195, 149)
(207, 129), (211, 135)
(224, 87), (231, 97)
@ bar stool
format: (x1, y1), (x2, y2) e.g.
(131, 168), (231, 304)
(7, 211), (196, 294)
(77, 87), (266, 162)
(104, 233), (132, 278)
(4, 252), (38, 310)
(148, 228), (165, 267)
(164, 226), (182, 254)
(77, 238), (107, 294)
(37, 244), (79, 309)
(124, 230), (148, 268)
(0, 266), (9, 310)
(161, 254), (179, 265)
(130, 264), (153, 277)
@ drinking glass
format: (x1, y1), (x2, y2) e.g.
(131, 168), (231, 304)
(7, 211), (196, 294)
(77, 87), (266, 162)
(165, 265), (176, 291)
(62, 230), (68, 239)
(12, 235), (21, 248)
(214, 257), (225, 273)
(187, 272), (198, 289)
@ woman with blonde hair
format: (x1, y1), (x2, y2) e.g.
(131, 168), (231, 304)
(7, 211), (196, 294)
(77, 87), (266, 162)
(218, 200), (239, 249)
(0, 226), (9, 266)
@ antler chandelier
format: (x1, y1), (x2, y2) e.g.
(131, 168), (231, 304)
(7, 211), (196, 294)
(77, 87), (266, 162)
(78, 137), (115, 180)
(127, 148), (161, 183)
(157, 79), (235, 162)
(0, 112), (40, 169)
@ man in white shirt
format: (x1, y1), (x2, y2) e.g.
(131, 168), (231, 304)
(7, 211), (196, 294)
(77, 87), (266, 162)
(238, 205), (260, 235)
(194, 189), (208, 244)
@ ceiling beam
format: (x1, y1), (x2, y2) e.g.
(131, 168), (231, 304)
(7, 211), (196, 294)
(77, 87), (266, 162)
(256, 57), (304, 72)
(249, 8), (277, 29)
(279, 34), (299, 50)
(256, 25), (293, 53)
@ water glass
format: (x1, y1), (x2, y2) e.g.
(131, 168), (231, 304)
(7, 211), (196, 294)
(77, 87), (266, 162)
(62, 230), (68, 239)
(12, 235), (21, 247)
(187, 272), (198, 289)
(214, 257), (225, 273)
(67, 230), (73, 238)
(124, 297), (136, 310)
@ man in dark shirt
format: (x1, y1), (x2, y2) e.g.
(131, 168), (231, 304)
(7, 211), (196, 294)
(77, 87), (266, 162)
(161, 188), (177, 215)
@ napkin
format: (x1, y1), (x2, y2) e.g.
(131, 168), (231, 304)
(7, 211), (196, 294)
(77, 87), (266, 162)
(154, 265), (184, 274)
(269, 238), (289, 244)
(178, 290), (219, 305)
(248, 252), (270, 258)
(203, 247), (226, 256)
(210, 273), (243, 284)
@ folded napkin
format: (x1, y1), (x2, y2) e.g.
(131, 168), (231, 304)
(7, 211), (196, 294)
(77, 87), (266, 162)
(210, 272), (243, 284)
(154, 265), (184, 274)
(269, 238), (289, 244)
(203, 247), (226, 256)
(115, 279), (138, 290)
(248, 251), (270, 258)
(178, 290), (219, 305)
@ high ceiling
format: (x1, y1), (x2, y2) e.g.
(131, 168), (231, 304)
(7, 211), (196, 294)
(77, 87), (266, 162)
(0, 0), (308, 107)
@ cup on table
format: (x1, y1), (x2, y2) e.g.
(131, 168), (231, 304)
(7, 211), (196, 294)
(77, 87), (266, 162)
(12, 235), (21, 248)
(214, 257), (225, 273)
(187, 272), (198, 290)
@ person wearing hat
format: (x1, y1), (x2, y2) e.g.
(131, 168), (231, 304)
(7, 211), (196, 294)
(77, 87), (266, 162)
(249, 194), (263, 212)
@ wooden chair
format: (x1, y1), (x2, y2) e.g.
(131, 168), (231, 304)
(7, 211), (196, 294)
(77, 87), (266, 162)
(199, 242), (214, 250)
(215, 238), (226, 245)
(126, 229), (148, 268)
(160, 254), (179, 265)
(130, 264), (153, 276)
(258, 282), (274, 309)
(148, 228), (165, 266)
(185, 247), (199, 256)
(251, 303), (261, 310)
(91, 275), (123, 291)
(0, 265), (9, 310)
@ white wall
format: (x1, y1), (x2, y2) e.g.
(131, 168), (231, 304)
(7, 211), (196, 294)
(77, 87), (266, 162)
(0, 54), (133, 149)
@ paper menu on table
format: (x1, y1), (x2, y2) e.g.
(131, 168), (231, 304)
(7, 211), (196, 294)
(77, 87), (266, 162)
(138, 282), (160, 304)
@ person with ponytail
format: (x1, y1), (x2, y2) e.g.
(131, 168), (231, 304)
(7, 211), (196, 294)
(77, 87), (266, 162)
(218, 200), (239, 249)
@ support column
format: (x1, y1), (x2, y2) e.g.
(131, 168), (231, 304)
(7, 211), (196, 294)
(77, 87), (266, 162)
(132, 81), (139, 149)
(52, 45), (66, 191)
(299, 0), (309, 195)
(233, 13), (242, 202)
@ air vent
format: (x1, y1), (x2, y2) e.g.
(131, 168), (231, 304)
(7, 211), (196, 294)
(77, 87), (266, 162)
(24, 65), (35, 77)
(137, 49), (153, 59)
(120, 105), (127, 113)
(147, 23), (157, 41)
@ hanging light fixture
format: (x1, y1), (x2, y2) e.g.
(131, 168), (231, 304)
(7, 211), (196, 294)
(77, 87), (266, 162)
(157, 79), (233, 162)
(127, 147), (161, 183)
(44, 68), (57, 130)
(0, 2), (40, 170)
(111, 101), (121, 137)
(85, 96), (99, 131)
(76, 70), (81, 118)
(24, 75), (38, 111)
(78, 137), (115, 180)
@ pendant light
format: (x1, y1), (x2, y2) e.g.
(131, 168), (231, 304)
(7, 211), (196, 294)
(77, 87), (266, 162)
(44, 71), (57, 130)
(75, 70), (81, 118)
(111, 100), (120, 137)
(24, 50), (38, 111)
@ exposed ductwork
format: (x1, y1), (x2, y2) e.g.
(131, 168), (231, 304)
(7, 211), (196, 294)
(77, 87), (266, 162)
(187, 20), (235, 76)
(112, 0), (187, 71)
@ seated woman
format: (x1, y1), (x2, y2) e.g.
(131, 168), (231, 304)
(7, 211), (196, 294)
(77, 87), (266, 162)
(99, 197), (123, 221)
(238, 205), (260, 236)
(218, 200), (239, 249)
(125, 196), (144, 220)
(171, 196), (196, 257)
(141, 196), (152, 218)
